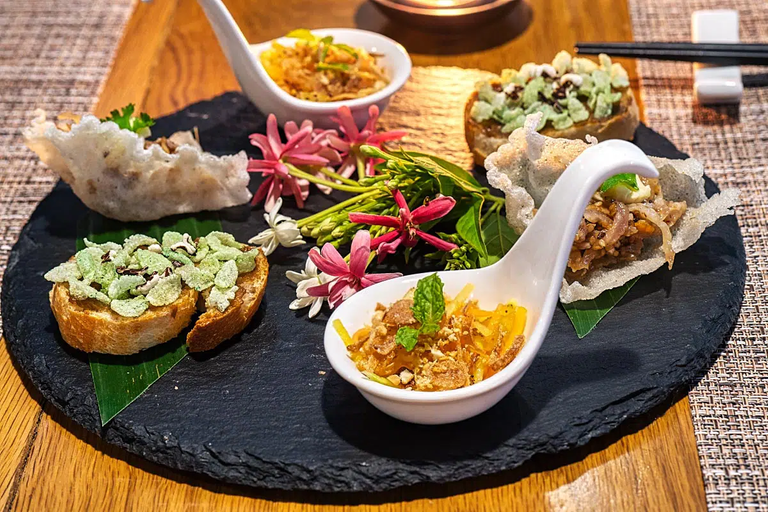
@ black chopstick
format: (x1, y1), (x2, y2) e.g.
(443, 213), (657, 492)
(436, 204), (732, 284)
(575, 42), (768, 66)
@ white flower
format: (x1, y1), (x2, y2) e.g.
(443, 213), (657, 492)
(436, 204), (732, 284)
(286, 257), (332, 319)
(248, 198), (305, 256)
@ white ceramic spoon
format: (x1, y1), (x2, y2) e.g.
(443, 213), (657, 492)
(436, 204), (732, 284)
(324, 139), (659, 425)
(196, 0), (412, 128)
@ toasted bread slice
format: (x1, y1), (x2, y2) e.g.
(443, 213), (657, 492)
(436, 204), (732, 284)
(49, 248), (269, 355)
(186, 249), (269, 352)
(49, 282), (199, 355)
(464, 89), (640, 166)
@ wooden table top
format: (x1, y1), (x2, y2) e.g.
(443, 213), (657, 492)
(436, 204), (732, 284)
(0, 0), (708, 510)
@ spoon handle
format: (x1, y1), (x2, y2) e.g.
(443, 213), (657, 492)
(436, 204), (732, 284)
(500, 139), (658, 305)
(196, 0), (265, 97)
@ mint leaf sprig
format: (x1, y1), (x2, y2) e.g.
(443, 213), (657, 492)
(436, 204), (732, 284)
(395, 273), (445, 352)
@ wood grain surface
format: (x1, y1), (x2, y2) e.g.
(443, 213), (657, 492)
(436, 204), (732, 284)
(0, 0), (707, 510)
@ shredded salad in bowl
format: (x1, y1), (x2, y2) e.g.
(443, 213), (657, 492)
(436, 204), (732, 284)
(260, 29), (390, 102)
(334, 274), (527, 392)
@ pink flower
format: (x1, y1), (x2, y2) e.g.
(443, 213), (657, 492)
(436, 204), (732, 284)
(248, 114), (339, 211)
(306, 230), (402, 308)
(328, 105), (406, 178)
(349, 189), (458, 261)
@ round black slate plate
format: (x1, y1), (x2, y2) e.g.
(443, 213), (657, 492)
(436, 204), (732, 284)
(2, 93), (746, 493)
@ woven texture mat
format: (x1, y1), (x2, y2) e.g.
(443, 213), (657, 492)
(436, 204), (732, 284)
(629, 1), (768, 509)
(0, 0), (135, 335)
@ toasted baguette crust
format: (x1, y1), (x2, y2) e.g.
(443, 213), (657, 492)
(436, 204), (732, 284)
(49, 282), (198, 355)
(49, 248), (269, 355)
(464, 89), (640, 166)
(186, 249), (269, 352)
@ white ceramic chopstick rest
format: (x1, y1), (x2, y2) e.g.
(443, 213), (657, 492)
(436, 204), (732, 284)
(692, 10), (743, 105)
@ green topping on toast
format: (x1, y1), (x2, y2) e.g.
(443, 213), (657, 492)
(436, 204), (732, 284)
(135, 249), (172, 275)
(44, 261), (81, 282)
(108, 275), (147, 300)
(68, 279), (110, 304)
(123, 234), (159, 254)
(198, 254), (221, 275)
(176, 265), (215, 291)
(76, 248), (103, 283)
(161, 231), (184, 250)
(470, 51), (630, 133)
(206, 284), (239, 313)
(214, 260), (239, 289)
(146, 274), (182, 307)
(45, 231), (256, 318)
(110, 296), (149, 317)
(83, 238), (121, 252)
(235, 251), (257, 273)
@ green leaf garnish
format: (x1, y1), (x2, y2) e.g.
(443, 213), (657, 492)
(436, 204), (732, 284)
(479, 208), (519, 267)
(411, 273), (445, 335)
(100, 104), (155, 135)
(456, 197), (488, 258)
(393, 274), (446, 352)
(316, 62), (350, 72)
(78, 212), (221, 425)
(395, 326), (420, 351)
(562, 277), (639, 338)
(600, 173), (638, 193)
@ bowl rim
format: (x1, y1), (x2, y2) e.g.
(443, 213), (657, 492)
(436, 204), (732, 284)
(249, 28), (412, 113)
(371, 0), (518, 17)
(323, 272), (553, 405)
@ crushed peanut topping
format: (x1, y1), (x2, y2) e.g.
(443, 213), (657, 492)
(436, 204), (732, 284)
(344, 281), (527, 392)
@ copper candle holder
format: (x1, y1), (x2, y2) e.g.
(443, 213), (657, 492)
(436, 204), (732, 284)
(370, 0), (520, 30)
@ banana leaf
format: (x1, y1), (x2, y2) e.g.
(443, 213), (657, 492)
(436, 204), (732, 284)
(562, 278), (639, 338)
(77, 212), (221, 425)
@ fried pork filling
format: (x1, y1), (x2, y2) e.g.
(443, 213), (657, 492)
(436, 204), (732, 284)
(53, 113), (198, 155)
(567, 178), (686, 280)
(347, 293), (527, 392)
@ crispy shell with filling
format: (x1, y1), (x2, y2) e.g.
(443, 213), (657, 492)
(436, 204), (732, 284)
(485, 113), (740, 303)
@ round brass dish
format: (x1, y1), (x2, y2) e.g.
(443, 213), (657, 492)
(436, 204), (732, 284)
(370, 0), (520, 30)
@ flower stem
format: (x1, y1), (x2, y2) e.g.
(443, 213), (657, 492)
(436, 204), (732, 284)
(287, 164), (375, 193)
(356, 153), (366, 181)
(315, 166), (361, 187)
(485, 194), (506, 205)
(296, 190), (381, 228)
(481, 201), (502, 223)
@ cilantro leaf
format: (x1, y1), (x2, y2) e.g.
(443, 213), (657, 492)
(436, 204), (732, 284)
(411, 273), (445, 335)
(600, 173), (638, 193)
(101, 104), (155, 135)
(316, 62), (349, 72)
(395, 327), (420, 351)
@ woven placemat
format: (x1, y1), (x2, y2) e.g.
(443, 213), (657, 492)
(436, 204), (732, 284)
(628, 1), (768, 509)
(0, 0), (135, 335)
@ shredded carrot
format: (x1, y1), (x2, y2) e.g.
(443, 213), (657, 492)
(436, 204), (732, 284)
(333, 319), (353, 346)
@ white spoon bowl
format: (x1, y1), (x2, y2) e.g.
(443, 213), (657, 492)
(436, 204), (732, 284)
(324, 140), (659, 425)
(197, 0), (411, 128)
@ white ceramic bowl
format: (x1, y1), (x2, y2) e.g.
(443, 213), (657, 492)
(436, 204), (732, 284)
(248, 29), (412, 128)
(324, 273), (537, 425)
